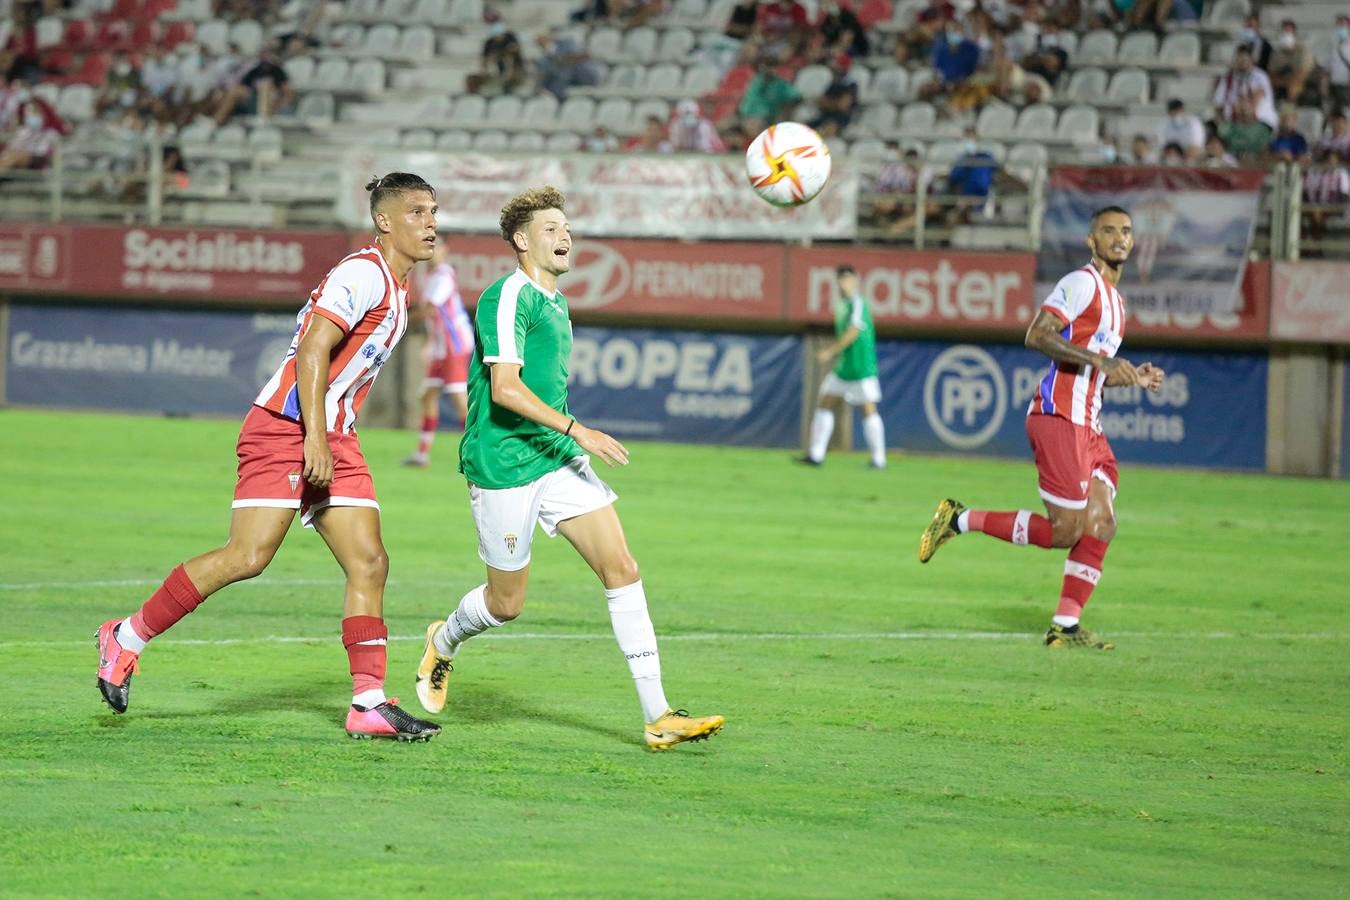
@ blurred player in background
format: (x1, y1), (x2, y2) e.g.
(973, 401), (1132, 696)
(413, 185), (724, 751)
(918, 206), (1165, 650)
(403, 236), (473, 468)
(95, 173), (442, 741)
(798, 264), (887, 469)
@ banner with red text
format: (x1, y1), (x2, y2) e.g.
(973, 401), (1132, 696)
(1270, 261), (1350, 344)
(336, 152), (858, 240)
(1039, 167), (1265, 317)
(0, 223), (351, 303)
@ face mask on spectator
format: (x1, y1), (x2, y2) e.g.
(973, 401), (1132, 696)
(25, 110), (43, 129)
(1041, 34), (1058, 47)
(1277, 31), (1295, 49)
(1171, 113), (1186, 125)
(1239, 28), (1258, 44)
(114, 61), (132, 76)
(1337, 25), (1350, 41)
(961, 139), (978, 155)
(1100, 145), (1117, 163)
(488, 22), (506, 37)
(947, 31), (964, 46)
(1022, 22), (1039, 36)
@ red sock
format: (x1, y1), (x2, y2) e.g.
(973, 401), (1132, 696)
(341, 615), (387, 700)
(416, 414), (437, 456)
(1057, 535), (1109, 619)
(967, 510), (1054, 548)
(130, 564), (204, 639)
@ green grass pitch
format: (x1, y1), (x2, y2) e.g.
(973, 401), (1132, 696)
(2, 408), (1347, 898)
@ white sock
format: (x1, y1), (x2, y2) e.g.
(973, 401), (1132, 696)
(808, 408), (835, 462)
(956, 510), (971, 533)
(606, 580), (670, 723)
(434, 584), (501, 658)
(1052, 615), (1080, 628)
(862, 413), (886, 467)
(117, 618), (147, 653)
(352, 688), (386, 708)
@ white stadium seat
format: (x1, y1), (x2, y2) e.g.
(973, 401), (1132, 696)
(1057, 105), (1100, 144)
(398, 25), (435, 60)
(1015, 103), (1057, 138)
(296, 92), (335, 124)
(1159, 32), (1201, 68)
(447, 0), (483, 24)
(363, 23), (399, 56)
(449, 94), (488, 128)
(1007, 141), (1048, 182)
(487, 94), (525, 130)
(850, 138), (889, 161)
(1066, 68), (1109, 104)
(473, 130), (509, 151)
(975, 101), (1017, 139)
(857, 102), (898, 136)
(285, 56), (316, 90)
(640, 62), (683, 96)
(621, 27), (658, 61)
(557, 96), (597, 131)
(630, 98), (669, 128)
(522, 94), (561, 125)
(1107, 68), (1150, 104)
(1116, 31), (1157, 66)
(896, 102), (935, 136)
(229, 19), (264, 55)
(588, 27), (622, 61)
(349, 58), (387, 93)
(657, 28), (697, 63)
(606, 63), (646, 94)
(508, 131), (546, 153)
(195, 18), (229, 55)
(436, 129), (472, 151)
(1076, 30), (1118, 66)
(868, 67), (910, 104)
(314, 58), (351, 91)
(681, 65), (720, 97)
(794, 65), (833, 100)
(1204, 0), (1248, 27)
(546, 132), (583, 152)
(597, 97), (634, 131)
(58, 84), (96, 122)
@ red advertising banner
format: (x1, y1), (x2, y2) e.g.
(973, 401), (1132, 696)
(0, 223), (352, 304)
(1269, 261), (1350, 344)
(438, 234), (788, 321)
(786, 246), (1037, 330)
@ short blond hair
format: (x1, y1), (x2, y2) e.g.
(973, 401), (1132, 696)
(499, 185), (566, 251)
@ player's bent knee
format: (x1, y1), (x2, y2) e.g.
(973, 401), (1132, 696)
(228, 547), (275, 580)
(603, 556), (640, 588)
(349, 550), (390, 586)
(485, 589), (524, 622)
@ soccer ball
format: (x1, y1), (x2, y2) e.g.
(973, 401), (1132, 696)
(745, 122), (832, 208)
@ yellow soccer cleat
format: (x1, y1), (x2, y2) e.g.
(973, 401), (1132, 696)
(414, 621), (454, 714)
(1044, 624), (1115, 650)
(919, 498), (966, 563)
(644, 708), (725, 751)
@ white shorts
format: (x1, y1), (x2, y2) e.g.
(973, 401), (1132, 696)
(469, 456), (617, 572)
(820, 373), (882, 405)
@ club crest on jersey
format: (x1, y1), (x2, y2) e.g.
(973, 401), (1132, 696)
(288, 472), (301, 492)
(361, 343), (378, 358)
(504, 533), (517, 554)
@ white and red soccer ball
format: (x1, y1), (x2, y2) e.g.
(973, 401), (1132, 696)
(745, 122), (832, 208)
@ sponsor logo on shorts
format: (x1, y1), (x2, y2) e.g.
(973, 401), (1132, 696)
(361, 343), (377, 358)
(923, 345), (1007, 450)
(288, 472), (301, 492)
(504, 533), (517, 554)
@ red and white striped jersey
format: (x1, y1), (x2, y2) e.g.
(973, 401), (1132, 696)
(419, 261), (474, 360)
(255, 244), (409, 433)
(1026, 263), (1126, 433)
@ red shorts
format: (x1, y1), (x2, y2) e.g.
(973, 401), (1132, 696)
(1025, 413), (1118, 510)
(232, 405), (378, 527)
(424, 347), (470, 393)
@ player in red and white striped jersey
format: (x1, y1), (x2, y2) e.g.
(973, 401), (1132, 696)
(403, 237), (475, 467)
(919, 206), (1165, 649)
(95, 173), (443, 740)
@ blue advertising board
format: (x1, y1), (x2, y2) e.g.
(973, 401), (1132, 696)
(566, 326), (803, 448)
(6, 303), (300, 415)
(860, 340), (1268, 470)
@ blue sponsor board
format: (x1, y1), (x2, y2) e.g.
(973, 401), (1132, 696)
(6, 303), (300, 415)
(861, 340), (1267, 470)
(566, 326), (803, 447)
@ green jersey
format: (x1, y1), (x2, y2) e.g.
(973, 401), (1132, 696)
(459, 269), (582, 489)
(834, 293), (878, 381)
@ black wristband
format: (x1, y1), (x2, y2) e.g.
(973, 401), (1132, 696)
(565, 418), (575, 437)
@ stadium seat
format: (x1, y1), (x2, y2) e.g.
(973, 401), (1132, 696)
(213, 122), (247, 147)
(349, 58), (387, 93)
(487, 94), (526, 130)
(855, 0), (893, 28)
(401, 129), (435, 150)
(472, 130), (509, 151)
(851, 67), (872, 99)
(976, 101), (1017, 139)
(669, 0), (706, 22)
(195, 18), (228, 55)
(412, 94), (453, 121)
(447, 0), (483, 24)
(621, 27), (658, 62)
(296, 92), (335, 124)
(449, 93), (488, 128)
(1066, 68), (1108, 104)
(1056, 105), (1100, 144)
(248, 125), (283, 161)
(682, 64), (719, 97)
(1204, 0), (1248, 27)
(1297, 108), (1324, 143)
(1116, 31), (1157, 66)
(657, 28), (697, 63)
(1076, 30), (1118, 66)
(927, 140), (965, 167)
(1015, 103), (1057, 138)
(436, 129), (472, 151)
(1107, 68), (1149, 104)
(163, 21), (194, 49)
(62, 19), (97, 50)
(313, 58), (351, 91)
(794, 64), (833, 100)
(1007, 141), (1048, 182)
(328, 23), (365, 52)
(630, 98), (669, 130)
(57, 83), (96, 122)
(285, 56), (316, 90)
(398, 25), (435, 60)
(521, 93), (560, 124)
(104, 0), (142, 18)
(1207, 39), (1237, 66)
(546, 132), (582, 152)
(588, 27), (623, 62)
(849, 137), (889, 161)
(508, 131), (546, 153)
(32, 82), (61, 107)
(93, 20), (128, 50)
(33, 16), (62, 51)
(852, 102), (895, 137)
(412, 0), (449, 23)
(364, 23), (399, 56)
(883, 0), (924, 31)
(346, 0), (381, 21)
(142, 0), (175, 16)
(71, 50), (111, 85)
(379, 0), (417, 18)
(603, 63), (646, 94)
(167, 0), (212, 21)
(229, 19), (263, 55)
(640, 62), (683, 97)
(867, 67), (909, 104)
(1158, 32), (1200, 68)
(178, 117), (216, 147)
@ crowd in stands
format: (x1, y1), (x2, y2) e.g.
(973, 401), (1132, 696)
(1, 0), (1347, 239)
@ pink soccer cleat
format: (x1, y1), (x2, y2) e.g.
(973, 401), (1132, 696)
(95, 619), (141, 714)
(345, 698), (442, 742)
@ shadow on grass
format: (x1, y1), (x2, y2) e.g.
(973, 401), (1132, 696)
(450, 683), (639, 748)
(977, 602), (1047, 633)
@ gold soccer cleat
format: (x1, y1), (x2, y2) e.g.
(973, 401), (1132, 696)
(919, 498), (966, 563)
(1044, 624), (1115, 650)
(644, 709), (725, 751)
(414, 621), (454, 714)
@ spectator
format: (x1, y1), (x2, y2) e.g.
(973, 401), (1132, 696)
(1319, 15), (1350, 112)
(535, 29), (600, 100)
(818, 0), (869, 59)
(1269, 107), (1310, 164)
(1159, 141), (1185, 166)
(725, 0), (759, 39)
(584, 124), (619, 152)
(570, 0), (610, 23)
(1128, 0), (1196, 29)
(942, 126), (1001, 224)
(97, 52), (142, 116)
(614, 0), (666, 28)
(737, 57), (801, 134)
(0, 99), (59, 172)
(1237, 15), (1273, 71)
(1128, 133), (1157, 164)
(1267, 21), (1316, 104)
(1203, 134), (1237, 167)
(469, 18), (526, 94)
(1218, 96), (1274, 162)
(213, 45), (294, 123)
(1016, 15), (1068, 88)
(870, 146), (932, 237)
(1214, 45), (1277, 129)
(1318, 110), (1350, 159)
(756, 0), (809, 57)
(1157, 99), (1205, 162)
(625, 115), (673, 152)
(1095, 133), (1120, 164)
(912, 0), (957, 52)
(668, 98), (726, 153)
(1039, 0), (1081, 30)
(810, 53), (858, 134)
(1302, 148), (1349, 248)
(921, 21), (982, 101)
(140, 46), (180, 107)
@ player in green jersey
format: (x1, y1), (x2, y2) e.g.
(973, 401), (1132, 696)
(798, 265), (887, 469)
(414, 186), (724, 751)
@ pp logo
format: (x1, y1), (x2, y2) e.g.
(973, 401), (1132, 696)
(923, 345), (1007, 449)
